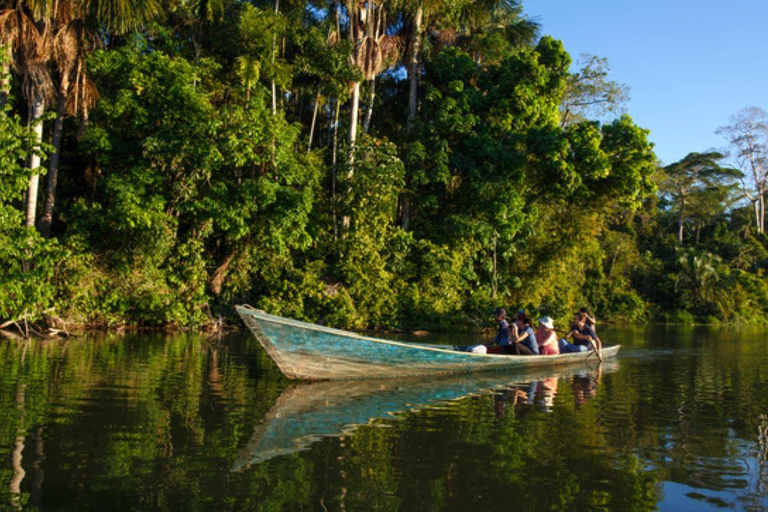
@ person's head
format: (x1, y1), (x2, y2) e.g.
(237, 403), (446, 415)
(538, 316), (554, 331)
(494, 307), (507, 322)
(574, 311), (587, 325)
(579, 307), (594, 324)
(517, 312), (532, 328)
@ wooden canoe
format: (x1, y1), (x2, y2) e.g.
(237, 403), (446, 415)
(236, 305), (620, 381)
(232, 361), (619, 469)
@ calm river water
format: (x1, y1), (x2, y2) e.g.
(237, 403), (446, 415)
(1, 325), (767, 511)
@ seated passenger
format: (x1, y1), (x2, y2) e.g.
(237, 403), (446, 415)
(535, 317), (560, 355)
(511, 313), (539, 355)
(486, 308), (513, 354)
(568, 312), (600, 352)
(456, 307), (508, 353)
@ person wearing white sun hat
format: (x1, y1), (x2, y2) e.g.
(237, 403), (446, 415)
(535, 316), (560, 356)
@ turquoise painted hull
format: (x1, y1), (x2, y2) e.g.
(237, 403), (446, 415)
(232, 362), (619, 469)
(236, 306), (620, 381)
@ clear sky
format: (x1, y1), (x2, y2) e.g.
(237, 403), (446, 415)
(526, 0), (768, 165)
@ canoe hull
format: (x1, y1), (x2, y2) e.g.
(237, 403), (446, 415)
(236, 306), (619, 380)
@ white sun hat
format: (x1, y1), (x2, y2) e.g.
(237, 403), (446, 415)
(538, 316), (555, 329)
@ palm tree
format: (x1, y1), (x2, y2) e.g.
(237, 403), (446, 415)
(38, 0), (159, 237)
(451, 0), (539, 64)
(0, 0), (54, 228)
(338, 0), (400, 231)
(343, 0), (400, 159)
(391, 0), (445, 129)
(676, 249), (722, 306)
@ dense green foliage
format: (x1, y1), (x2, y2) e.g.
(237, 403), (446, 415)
(2, 0), (768, 329)
(0, 107), (61, 322)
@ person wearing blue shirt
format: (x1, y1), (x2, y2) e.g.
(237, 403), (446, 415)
(487, 308), (512, 354)
(510, 313), (539, 355)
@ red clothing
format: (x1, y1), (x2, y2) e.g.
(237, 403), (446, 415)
(540, 344), (559, 355)
(536, 329), (560, 355)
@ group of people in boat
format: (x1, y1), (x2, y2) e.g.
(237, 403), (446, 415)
(456, 307), (602, 357)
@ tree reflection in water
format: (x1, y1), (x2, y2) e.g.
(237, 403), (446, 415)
(0, 326), (767, 510)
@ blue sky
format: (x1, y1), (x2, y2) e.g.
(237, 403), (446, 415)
(526, 0), (768, 165)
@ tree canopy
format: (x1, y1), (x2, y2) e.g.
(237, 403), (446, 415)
(2, 0), (768, 329)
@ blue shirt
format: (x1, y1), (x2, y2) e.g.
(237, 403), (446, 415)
(517, 326), (539, 354)
(494, 320), (510, 346)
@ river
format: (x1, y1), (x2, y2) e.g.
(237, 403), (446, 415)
(1, 325), (767, 510)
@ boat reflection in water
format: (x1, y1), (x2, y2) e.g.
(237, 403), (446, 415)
(233, 361), (618, 470)
(493, 364), (606, 419)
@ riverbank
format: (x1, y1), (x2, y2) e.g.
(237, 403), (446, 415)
(5, 305), (768, 343)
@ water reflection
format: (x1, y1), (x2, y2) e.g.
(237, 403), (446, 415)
(493, 368), (604, 421)
(235, 363), (617, 469)
(1, 327), (767, 510)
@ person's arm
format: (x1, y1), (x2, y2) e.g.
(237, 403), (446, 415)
(527, 330), (540, 354)
(571, 330), (593, 341)
(586, 314), (597, 325)
(587, 325), (601, 343)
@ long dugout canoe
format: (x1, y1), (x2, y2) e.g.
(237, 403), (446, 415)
(236, 305), (619, 381)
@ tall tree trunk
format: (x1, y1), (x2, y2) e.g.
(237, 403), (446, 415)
(492, 237), (497, 298)
(331, 97), (340, 240)
(25, 94), (45, 229)
(0, 45), (10, 110)
(40, 75), (70, 238)
(343, 82), (361, 231)
(348, 81), (361, 167)
(760, 190), (765, 234)
(401, 3), (424, 231)
(401, 195), (410, 231)
(677, 200), (685, 243)
(407, 2), (423, 129)
(308, 88), (321, 152)
(271, 0), (280, 115)
(362, 78), (375, 133)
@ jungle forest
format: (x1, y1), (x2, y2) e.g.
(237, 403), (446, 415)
(2, 0), (768, 331)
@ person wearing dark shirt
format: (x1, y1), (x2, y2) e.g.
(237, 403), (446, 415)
(568, 312), (602, 357)
(492, 307), (510, 345)
(455, 307), (511, 353)
(487, 308), (512, 354)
